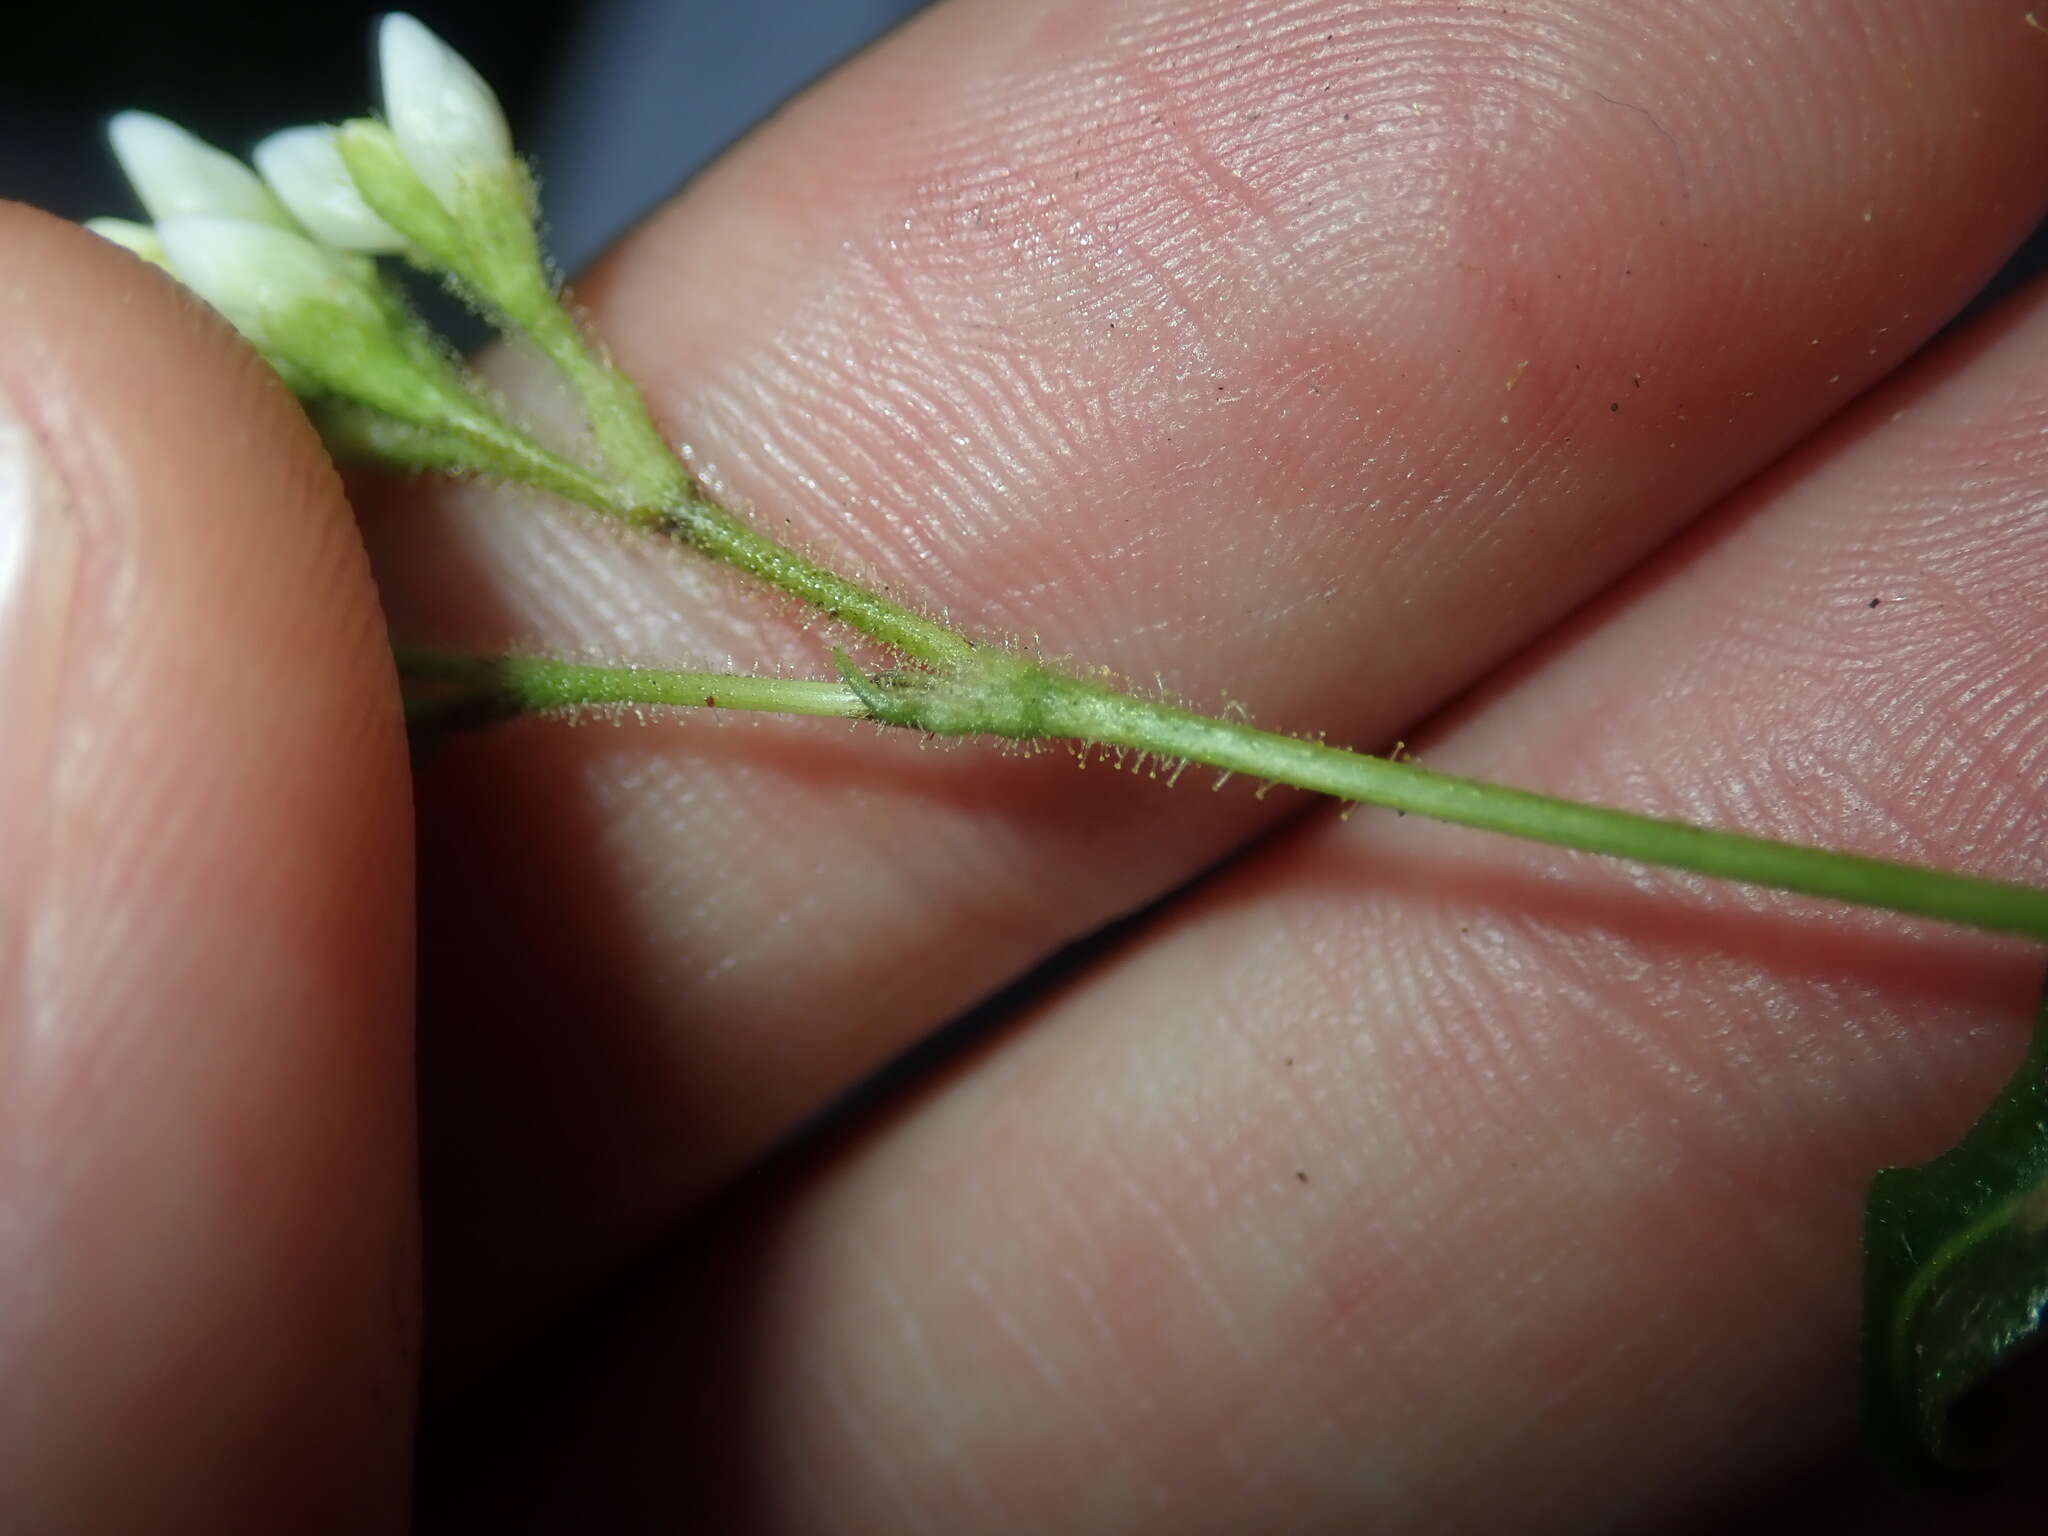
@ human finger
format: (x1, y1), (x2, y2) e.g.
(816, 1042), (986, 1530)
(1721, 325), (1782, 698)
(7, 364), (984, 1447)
(0, 206), (417, 1531)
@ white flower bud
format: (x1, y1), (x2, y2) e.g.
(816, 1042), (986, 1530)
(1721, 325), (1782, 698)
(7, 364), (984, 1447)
(83, 217), (171, 270)
(377, 13), (516, 214)
(107, 111), (294, 228)
(156, 214), (385, 355)
(254, 126), (408, 254)
(155, 214), (499, 432)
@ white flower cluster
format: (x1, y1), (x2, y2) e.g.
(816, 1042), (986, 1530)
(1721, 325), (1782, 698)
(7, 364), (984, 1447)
(88, 14), (684, 506)
(87, 14), (529, 416)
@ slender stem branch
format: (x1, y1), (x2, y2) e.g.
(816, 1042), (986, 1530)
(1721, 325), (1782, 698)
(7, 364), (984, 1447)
(312, 398), (633, 510)
(398, 648), (869, 721)
(512, 292), (690, 505)
(409, 400), (981, 669)
(655, 499), (981, 669)
(399, 648), (2048, 945)
(1044, 680), (2048, 943)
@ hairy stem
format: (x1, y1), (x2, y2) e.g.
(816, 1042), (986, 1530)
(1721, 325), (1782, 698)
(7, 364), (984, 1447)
(1049, 680), (2048, 942)
(400, 648), (2048, 944)
(658, 500), (980, 668)
(398, 648), (872, 723)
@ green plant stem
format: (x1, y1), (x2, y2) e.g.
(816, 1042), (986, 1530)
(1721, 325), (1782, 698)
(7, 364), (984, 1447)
(417, 409), (979, 669)
(312, 398), (624, 508)
(1047, 681), (2048, 943)
(511, 292), (691, 506)
(399, 648), (2048, 945)
(660, 500), (980, 668)
(398, 648), (871, 723)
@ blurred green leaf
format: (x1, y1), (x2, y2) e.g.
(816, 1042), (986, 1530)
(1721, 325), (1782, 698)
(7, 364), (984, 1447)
(1864, 978), (2048, 1475)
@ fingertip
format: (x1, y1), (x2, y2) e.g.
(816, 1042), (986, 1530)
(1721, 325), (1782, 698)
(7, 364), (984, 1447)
(0, 204), (417, 1529)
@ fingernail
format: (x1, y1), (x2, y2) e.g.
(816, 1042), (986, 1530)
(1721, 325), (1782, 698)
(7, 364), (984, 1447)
(0, 399), (81, 1039)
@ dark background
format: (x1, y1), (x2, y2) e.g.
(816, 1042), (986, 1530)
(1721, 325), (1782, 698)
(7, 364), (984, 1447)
(5, 0), (2042, 296)
(0, 0), (930, 272)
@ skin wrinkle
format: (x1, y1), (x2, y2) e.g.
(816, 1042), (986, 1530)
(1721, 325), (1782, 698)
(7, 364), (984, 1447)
(1637, 537), (2048, 884)
(796, 356), (1037, 577)
(770, 25), (1474, 581)
(832, 154), (1211, 558)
